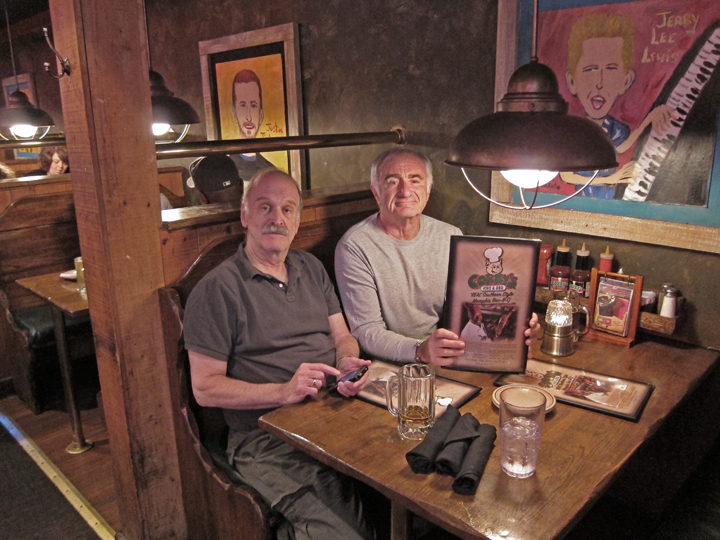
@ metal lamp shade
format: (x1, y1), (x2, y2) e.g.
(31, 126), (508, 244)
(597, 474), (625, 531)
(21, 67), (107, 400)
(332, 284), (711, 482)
(0, 90), (54, 129)
(150, 71), (200, 126)
(446, 60), (618, 173)
(151, 94), (200, 126)
(446, 110), (618, 172)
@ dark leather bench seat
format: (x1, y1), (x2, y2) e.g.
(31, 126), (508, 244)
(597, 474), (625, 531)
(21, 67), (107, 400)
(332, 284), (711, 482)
(12, 305), (92, 346)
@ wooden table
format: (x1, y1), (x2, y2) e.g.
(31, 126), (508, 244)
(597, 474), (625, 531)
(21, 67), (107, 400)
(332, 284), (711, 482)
(259, 337), (719, 540)
(15, 272), (93, 454)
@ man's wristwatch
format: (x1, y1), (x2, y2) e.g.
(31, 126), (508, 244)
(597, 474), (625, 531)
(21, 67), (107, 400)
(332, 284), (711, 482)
(414, 339), (426, 362)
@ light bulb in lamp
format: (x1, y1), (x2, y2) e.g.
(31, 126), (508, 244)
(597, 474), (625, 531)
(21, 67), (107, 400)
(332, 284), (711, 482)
(501, 169), (557, 190)
(9, 124), (40, 139)
(152, 122), (171, 136)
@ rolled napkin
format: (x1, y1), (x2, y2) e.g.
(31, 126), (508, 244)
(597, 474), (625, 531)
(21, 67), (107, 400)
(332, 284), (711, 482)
(434, 413), (481, 476)
(452, 423), (497, 495)
(405, 405), (461, 473)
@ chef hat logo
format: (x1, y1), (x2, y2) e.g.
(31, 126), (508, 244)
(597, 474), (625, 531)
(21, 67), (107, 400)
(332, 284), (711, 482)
(484, 247), (504, 275)
(484, 247), (503, 263)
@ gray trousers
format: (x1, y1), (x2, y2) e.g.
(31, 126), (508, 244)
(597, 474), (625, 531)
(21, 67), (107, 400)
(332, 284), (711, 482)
(233, 431), (376, 540)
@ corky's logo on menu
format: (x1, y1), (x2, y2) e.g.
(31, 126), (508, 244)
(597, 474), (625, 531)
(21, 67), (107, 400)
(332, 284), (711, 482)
(467, 246), (518, 291)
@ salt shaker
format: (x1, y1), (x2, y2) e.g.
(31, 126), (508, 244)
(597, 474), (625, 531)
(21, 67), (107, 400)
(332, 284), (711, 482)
(657, 283), (673, 315)
(659, 287), (677, 318)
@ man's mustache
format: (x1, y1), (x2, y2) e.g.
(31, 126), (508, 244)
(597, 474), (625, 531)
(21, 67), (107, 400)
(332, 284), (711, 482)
(262, 224), (290, 236)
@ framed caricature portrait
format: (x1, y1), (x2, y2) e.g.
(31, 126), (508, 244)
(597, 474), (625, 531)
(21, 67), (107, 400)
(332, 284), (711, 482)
(441, 236), (540, 373)
(489, 0), (720, 254)
(199, 23), (305, 187)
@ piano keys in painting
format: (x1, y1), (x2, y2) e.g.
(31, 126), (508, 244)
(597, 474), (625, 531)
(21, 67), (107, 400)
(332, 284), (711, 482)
(621, 20), (720, 205)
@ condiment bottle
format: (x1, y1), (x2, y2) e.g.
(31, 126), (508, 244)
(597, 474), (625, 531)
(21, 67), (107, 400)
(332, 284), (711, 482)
(549, 240), (571, 292)
(660, 287), (677, 318)
(537, 243), (553, 287)
(569, 243), (591, 298)
(599, 245), (614, 272)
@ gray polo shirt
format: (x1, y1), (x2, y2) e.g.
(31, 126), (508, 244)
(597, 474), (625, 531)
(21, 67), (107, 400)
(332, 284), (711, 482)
(183, 244), (342, 451)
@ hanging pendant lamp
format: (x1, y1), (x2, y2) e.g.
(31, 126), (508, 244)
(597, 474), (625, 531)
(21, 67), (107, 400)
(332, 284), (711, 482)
(0, 0), (55, 140)
(150, 70), (200, 143)
(445, 0), (618, 209)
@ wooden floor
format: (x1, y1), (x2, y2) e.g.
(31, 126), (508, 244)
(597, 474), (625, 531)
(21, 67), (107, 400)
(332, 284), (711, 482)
(0, 394), (121, 533)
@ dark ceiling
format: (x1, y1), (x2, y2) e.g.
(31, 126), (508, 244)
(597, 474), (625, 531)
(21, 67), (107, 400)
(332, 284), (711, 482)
(0, 0), (48, 28)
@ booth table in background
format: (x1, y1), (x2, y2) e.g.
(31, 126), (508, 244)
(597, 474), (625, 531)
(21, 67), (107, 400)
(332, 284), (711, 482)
(260, 338), (719, 540)
(16, 272), (93, 454)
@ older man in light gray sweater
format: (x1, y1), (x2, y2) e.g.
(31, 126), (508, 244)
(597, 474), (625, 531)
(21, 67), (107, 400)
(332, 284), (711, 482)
(335, 148), (537, 366)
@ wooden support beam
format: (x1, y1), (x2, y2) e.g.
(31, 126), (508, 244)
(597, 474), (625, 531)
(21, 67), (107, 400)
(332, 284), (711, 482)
(48, 1), (186, 538)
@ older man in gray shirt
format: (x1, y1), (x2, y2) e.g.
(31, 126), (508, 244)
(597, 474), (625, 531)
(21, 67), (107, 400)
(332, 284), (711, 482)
(335, 148), (537, 366)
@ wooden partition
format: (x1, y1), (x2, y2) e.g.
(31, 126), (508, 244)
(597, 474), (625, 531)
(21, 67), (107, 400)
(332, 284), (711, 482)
(0, 167), (188, 217)
(0, 175), (73, 214)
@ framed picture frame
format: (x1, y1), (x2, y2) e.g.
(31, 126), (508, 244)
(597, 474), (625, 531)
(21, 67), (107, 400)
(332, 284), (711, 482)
(198, 23), (305, 187)
(357, 360), (481, 417)
(496, 358), (654, 422)
(488, 0), (720, 254)
(441, 236), (540, 373)
(586, 268), (643, 347)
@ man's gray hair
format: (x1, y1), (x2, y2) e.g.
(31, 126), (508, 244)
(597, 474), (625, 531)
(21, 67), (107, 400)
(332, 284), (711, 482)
(370, 148), (434, 192)
(241, 167), (304, 213)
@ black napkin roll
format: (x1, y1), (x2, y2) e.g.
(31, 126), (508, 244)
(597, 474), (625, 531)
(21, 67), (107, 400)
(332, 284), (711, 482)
(434, 413), (481, 476)
(452, 423), (497, 495)
(405, 405), (461, 474)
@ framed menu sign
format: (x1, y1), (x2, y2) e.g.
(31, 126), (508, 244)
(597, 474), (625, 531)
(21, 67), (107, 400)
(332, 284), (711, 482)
(441, 236), (540, 373)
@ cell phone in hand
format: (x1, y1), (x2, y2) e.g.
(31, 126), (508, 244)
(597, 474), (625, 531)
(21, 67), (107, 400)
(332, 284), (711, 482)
(327, 365), (369, 392)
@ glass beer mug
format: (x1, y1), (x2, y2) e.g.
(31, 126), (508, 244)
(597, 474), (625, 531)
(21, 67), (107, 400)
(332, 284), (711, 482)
(386, 364), (435, 440)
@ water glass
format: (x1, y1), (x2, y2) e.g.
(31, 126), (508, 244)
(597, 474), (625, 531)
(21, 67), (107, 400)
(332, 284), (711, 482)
(386, 364), (435, 440)
(74, 256), (86, 295)
(498, 386), (546, 478)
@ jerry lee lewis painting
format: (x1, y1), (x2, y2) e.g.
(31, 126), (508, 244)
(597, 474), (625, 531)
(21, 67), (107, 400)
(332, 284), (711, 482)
(442, 236), (540, 373)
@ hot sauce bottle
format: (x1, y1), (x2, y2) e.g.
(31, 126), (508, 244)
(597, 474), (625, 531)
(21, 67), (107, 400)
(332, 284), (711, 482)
(599, 245), (614, 273)
(549, 239), (571, 292)
(569, 243), (591, 297)
(536, 243), (553, 287)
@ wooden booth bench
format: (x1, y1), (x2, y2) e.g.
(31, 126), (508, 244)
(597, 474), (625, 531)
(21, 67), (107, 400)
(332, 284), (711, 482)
(0, 192), (95, 413)
(158, 183), (376, 540)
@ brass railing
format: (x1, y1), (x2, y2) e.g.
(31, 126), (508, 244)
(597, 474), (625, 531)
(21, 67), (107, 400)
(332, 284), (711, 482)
(0, 128), (407, 159)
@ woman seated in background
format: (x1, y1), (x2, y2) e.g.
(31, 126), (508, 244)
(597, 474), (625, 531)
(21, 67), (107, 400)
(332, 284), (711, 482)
(23, 148), (53, 177)
(48, 147), (69, 175)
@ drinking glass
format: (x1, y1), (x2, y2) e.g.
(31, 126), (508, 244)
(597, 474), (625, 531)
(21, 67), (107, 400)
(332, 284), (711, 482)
(386, 364), (435, 440)
(74, 256), (86, 295)
(498, 386), (546, 478)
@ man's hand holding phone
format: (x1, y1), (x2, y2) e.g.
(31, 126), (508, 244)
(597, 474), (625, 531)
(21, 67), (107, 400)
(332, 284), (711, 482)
(330, 358), (371, 397)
